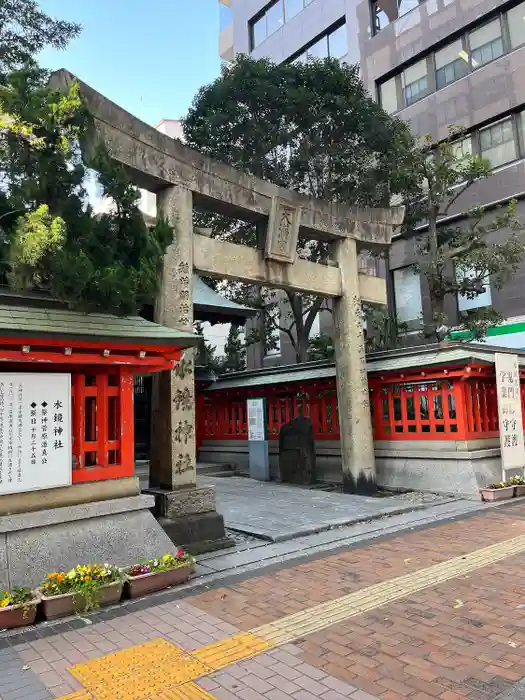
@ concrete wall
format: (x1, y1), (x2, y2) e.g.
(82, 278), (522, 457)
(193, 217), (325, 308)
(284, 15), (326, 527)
(198, 437), (507, 498)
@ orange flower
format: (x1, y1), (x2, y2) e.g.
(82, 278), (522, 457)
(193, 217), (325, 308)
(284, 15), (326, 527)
(83, 576), (89, 582)
(57, 574), (64, 583)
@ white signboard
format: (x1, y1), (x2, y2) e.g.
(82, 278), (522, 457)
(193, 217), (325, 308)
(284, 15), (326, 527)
(247, 398), (266, 442)
(495, 353), (525, 474)
(0, 374), (72, 495)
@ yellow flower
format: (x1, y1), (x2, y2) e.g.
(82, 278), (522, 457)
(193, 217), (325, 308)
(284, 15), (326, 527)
(162, 554), (171, 562)
(0, 596), (11, 608)
(66, 569), (76, 579)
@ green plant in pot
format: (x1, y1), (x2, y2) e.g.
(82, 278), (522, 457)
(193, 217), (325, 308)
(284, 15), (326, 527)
(39, 563), (123, 620)
(508, 475), (525, 497)
(0, 587), (39, 629)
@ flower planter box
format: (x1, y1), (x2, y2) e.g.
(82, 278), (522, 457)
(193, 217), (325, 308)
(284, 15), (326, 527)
(480, 486), (515, 502)
(126, 565), (193, 599)
(40, 581), (123, 620)
(0, 598), (39, 630)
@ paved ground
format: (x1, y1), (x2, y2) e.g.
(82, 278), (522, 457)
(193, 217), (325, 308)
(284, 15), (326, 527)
(137, 463), (459, 542)
(192, 475), (455, 541)
(4, 500), (525, 699)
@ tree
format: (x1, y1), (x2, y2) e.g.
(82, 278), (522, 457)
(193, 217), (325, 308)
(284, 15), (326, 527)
(222, 324), (246, 373)
(194, 321), (219, 370)
(0, 62), (172, 315)
(363, 305), (407, 352)
(406, 128), (525, 342)
(307, 333), (334, 361)
(183, 56), (418, 362)
(0, 0), (80, 78)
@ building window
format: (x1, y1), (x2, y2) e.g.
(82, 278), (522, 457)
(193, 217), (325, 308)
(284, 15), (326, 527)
(452, 136), (472, 160)
(402, 59), (428, 107)
(266, 0), (284, 35)
(469, 19), (504, 68)
(286, 0), (304, 20)
(508, 1), (525, 49)
(287, 22), (347, 63)
(435, 40), (468, 90)
(371, 0), (420, 34)
(252, 14), (267, 48)
(328, 24), (348, 59)
(393, 267), (422, 323)
(308, 36), (329, 59)
(480, 119), (517, 168)
(379, 77), (399, 114)
(457, 268), (492, 312)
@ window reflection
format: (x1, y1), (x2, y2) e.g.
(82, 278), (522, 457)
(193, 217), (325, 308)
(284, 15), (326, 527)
(372, 0), (421, 33)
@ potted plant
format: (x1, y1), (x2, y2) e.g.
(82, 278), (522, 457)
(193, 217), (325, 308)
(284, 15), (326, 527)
(480, 481), (515, 502)
(125, 550), (195, 599)
(39, 563), (123, 620)
(509, 475), (525, 497)
(0, 587), (39, 629)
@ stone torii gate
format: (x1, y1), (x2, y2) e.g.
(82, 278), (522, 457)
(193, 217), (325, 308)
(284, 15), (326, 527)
(51, 70), (404, 545)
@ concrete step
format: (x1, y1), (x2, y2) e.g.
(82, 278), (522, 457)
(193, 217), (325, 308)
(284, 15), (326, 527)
(197, 462), (238, 477)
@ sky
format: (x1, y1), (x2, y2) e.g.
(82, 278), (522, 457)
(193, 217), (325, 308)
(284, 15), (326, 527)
(38, 0), (221, 125)
(38, 1), (231, 353)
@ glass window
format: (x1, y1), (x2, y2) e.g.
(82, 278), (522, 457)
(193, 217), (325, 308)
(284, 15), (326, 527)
(452, 136), (472, 160)
(402, 59), (428, 106)
(435, 40), (468, 90)
(457, 268), (492, 311)
(307, 36), (329, 59)
(393, 267), (422, 323)
(469, 19), (503, 68)
(266, 0), (284, 35)
(508, 1), (525, 48)
(480, 119), (517, 167)
(252, 15), (267, 48)
(328, 24), (348, 59)
(519, 110), (525, 151)
(371, 0), (419, 32)
(285, 0), (304, 20)
(379, 77), (399, 114)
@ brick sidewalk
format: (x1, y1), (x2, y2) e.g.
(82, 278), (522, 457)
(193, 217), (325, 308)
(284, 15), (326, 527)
(3, 502), (525, 700)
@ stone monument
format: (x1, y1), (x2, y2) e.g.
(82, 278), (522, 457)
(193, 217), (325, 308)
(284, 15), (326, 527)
(279, 416), (317, 485)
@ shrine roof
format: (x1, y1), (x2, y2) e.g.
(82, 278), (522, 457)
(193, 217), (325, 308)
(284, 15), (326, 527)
(0, 304), (199, 348)
(193, 276), (255, 324)
(206, 343), (525, 391)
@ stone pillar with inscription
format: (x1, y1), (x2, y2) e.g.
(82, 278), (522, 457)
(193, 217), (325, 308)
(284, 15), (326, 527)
(332, 237), (376, 494)
(148, 185), (230, 552)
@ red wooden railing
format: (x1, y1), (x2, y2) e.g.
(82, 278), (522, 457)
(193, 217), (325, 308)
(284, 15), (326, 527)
(198, 364), (525, 444)
(72, 367), (134, 483)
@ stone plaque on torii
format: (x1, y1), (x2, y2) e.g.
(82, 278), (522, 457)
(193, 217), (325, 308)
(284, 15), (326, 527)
(50, 70), (404, 535)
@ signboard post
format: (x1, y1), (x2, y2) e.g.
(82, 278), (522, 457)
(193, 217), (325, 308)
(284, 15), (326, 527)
(0, 373), (71, 496)
(246, 398), (270, 481)
(495, 353), (525, 480)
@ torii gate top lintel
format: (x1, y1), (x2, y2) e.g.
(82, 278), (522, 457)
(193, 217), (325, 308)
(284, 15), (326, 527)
(48, 70), (406, 492)
(50, 69), (404, 259)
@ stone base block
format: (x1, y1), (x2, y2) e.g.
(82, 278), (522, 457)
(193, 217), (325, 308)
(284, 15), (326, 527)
(144, 485), (216, 519)
(0, 495), (178, 590)
(158, 512), (234, 555)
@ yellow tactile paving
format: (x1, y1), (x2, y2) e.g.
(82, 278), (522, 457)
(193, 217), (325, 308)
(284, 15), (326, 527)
(192, 632), (272, 670)
(58, 530), (525, 700)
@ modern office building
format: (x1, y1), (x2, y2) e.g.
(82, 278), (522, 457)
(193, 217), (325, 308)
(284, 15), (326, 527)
(219, 0), (525, 352)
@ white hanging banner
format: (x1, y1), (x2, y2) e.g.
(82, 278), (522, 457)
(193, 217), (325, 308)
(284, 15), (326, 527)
(0, 373), (72, 495)
(495, 353), (525, 475)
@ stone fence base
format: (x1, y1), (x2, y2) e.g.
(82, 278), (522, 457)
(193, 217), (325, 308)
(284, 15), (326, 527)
(198, 438), (512, 500)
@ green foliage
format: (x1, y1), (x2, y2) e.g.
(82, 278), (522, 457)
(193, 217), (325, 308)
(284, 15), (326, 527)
(0, 61), (172, 314)
(0, 0), (80, 78)
(405, 127), (525, 342)
(222, 324), (246, 373)
(184, 56), (419, 362)
(194, 321), (219, 370)
(363, 305), (407, 352)
(307, 333), (334, 361)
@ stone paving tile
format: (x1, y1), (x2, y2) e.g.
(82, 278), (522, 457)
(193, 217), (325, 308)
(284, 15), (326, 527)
(3, 503), (525, 699)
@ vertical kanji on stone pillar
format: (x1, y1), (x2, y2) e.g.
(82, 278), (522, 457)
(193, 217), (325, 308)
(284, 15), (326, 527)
(150, 185), (196, 490)
(333, 237), (376, 494)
